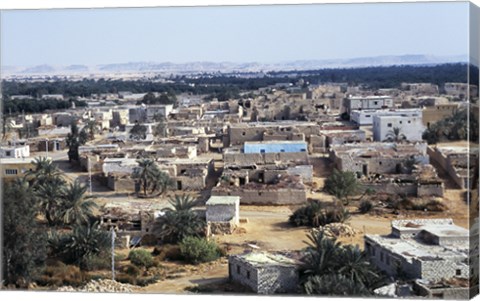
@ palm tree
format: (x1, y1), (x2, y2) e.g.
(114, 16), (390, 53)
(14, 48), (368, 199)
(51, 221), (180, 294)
(132, 158), (174, 197)
(83, 120), (98, 141)
(35, 176), (66, 226)
(299, 231), (342, 280)
(60, 181), (98, 225)
(165, 194), (199, 212)
(338, 245), (380, 285)
(384, 127), (406, 142)
(26, 157), (63, 187)
(298, 230), (386, 296)
(153, 194), (205, 243)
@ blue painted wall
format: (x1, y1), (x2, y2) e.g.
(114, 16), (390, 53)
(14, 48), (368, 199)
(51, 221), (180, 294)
(244, 142), (307, 153)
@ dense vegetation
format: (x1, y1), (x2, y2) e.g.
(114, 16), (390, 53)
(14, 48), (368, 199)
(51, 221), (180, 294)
(2, 63), (473, 114)
(422, 109), (478, 144)
(299, 231), (386, 296)
(289, 200), (351, 227)
(2, 158), (109, 288)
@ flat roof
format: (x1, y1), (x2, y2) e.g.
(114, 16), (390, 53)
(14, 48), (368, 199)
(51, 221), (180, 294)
(235, 252), (298, 267)
(244, 140), (307, 145)
(206, 196), (240, 205)
(366, 235), (467, 263)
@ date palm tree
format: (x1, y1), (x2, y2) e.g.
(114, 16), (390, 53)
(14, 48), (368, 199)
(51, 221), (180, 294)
(153, 194), (205, 243)
(26, 157), (63, 186)
(60, 181), (97, 226)
(35, 176), (66, 226)
(384, 127), (406, 142)
(132, 158), (174, 197)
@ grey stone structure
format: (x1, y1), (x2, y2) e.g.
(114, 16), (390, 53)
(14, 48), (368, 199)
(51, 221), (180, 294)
(228, 251), (299, 294)
(365, 219), (469, 283)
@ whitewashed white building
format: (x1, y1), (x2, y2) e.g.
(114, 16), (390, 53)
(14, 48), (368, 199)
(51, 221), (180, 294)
(351, 108), (423, 125)
(373, 114), (425, 142)
(345, 95), (394, 114)
(0, 145), (30, 159)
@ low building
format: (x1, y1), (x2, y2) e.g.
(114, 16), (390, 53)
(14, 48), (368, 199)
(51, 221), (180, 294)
(212, 174), (307, 205)
(372, 114), (425, 142)
(0, 145), (30, 158)
(345, 95), (394, 115)
(351, 108), (422, 126)
(330, 142), (429, 176)
(206, 196), (240, 235)
(422, 103), (459, 128)
(228, 251), (299, 294)
(428, 145), (475, 189)
(0, 157), (35, 181)
(243, 141), (307, 154)
(365, 219), (469, 282)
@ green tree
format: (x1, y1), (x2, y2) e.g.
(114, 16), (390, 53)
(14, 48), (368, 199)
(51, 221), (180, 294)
(66, 123), (87, 162)
(132, 158), (174, 197)
(298, 231), (385, 296)
(179, 236), (221, 264)
(3, 179), (47, 287)
(153, 194), (205, 243)
(60, 181), (98, 226)
(26, 157), (63, 187)
(48, 222), (110, 270)
(324, 169), (360, 205)
(35, 176), (66, 226)
(384, 127), (406, 142)
(129, 123), (147, 140)
(82, 120), (98, 141)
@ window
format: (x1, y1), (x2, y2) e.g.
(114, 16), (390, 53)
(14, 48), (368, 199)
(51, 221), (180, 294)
(280, 149), (285, 152)
(408, 121), (411, 124)
(380, 252), (384, 262)
(260, 149), (265, 154)
(379, 161), (382, 165)
(456, 269), (462, 276)
(5, 151), (11, 157)
(242, 132), (246, 136)
(300, 148), (306, 152)
(374, 101), (378, 105)
(5, 169), (18, 175)
(237, 265), (241, 274)
(247, 271), (251, 279)
(365, 115), (371, 118)
(399, 121), (402, 124)
(386, 256), (390, 265)
(387, 123), (392, 127)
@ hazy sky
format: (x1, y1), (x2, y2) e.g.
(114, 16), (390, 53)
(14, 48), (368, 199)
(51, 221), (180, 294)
(1, 2), (470, 66)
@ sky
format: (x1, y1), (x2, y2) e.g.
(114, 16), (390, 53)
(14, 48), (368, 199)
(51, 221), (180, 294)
(0, 2), (471, 66)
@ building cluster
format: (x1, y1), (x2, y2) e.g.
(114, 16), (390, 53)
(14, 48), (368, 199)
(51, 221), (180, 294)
(2, 79), (478, 298)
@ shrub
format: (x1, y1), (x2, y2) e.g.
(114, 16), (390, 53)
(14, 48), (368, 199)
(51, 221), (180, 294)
(83, 254), (112, 271)
(128, 249), (154, 268)
(358, 200), (374, 214)
(289, 200), (351, 227)
(179, 236), (221, 264)
(36, 262), (88, 287)
(121, 264), (140, 277)
(153, 244), (183, 261)
(115, 273), (136, 285)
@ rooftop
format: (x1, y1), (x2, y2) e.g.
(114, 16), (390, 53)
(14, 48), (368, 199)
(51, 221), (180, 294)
(233, 251), (298, 268)
(206, 196), (240, 206)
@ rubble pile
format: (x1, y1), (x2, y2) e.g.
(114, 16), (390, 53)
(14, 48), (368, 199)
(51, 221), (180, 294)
(316, 223), (358, 237)
(57, 279), (138, 293)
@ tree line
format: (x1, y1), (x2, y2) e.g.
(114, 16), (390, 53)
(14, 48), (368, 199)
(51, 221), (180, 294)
(2, 63), (472, 103)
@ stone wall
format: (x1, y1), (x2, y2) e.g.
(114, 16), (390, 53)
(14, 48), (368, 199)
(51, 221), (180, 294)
(207, 220), (236, 235)
(212, 187), (307, 205)
(224, 152), (309, 166)
(228, 256), (298, 294)
(413, 280), (472, 299)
